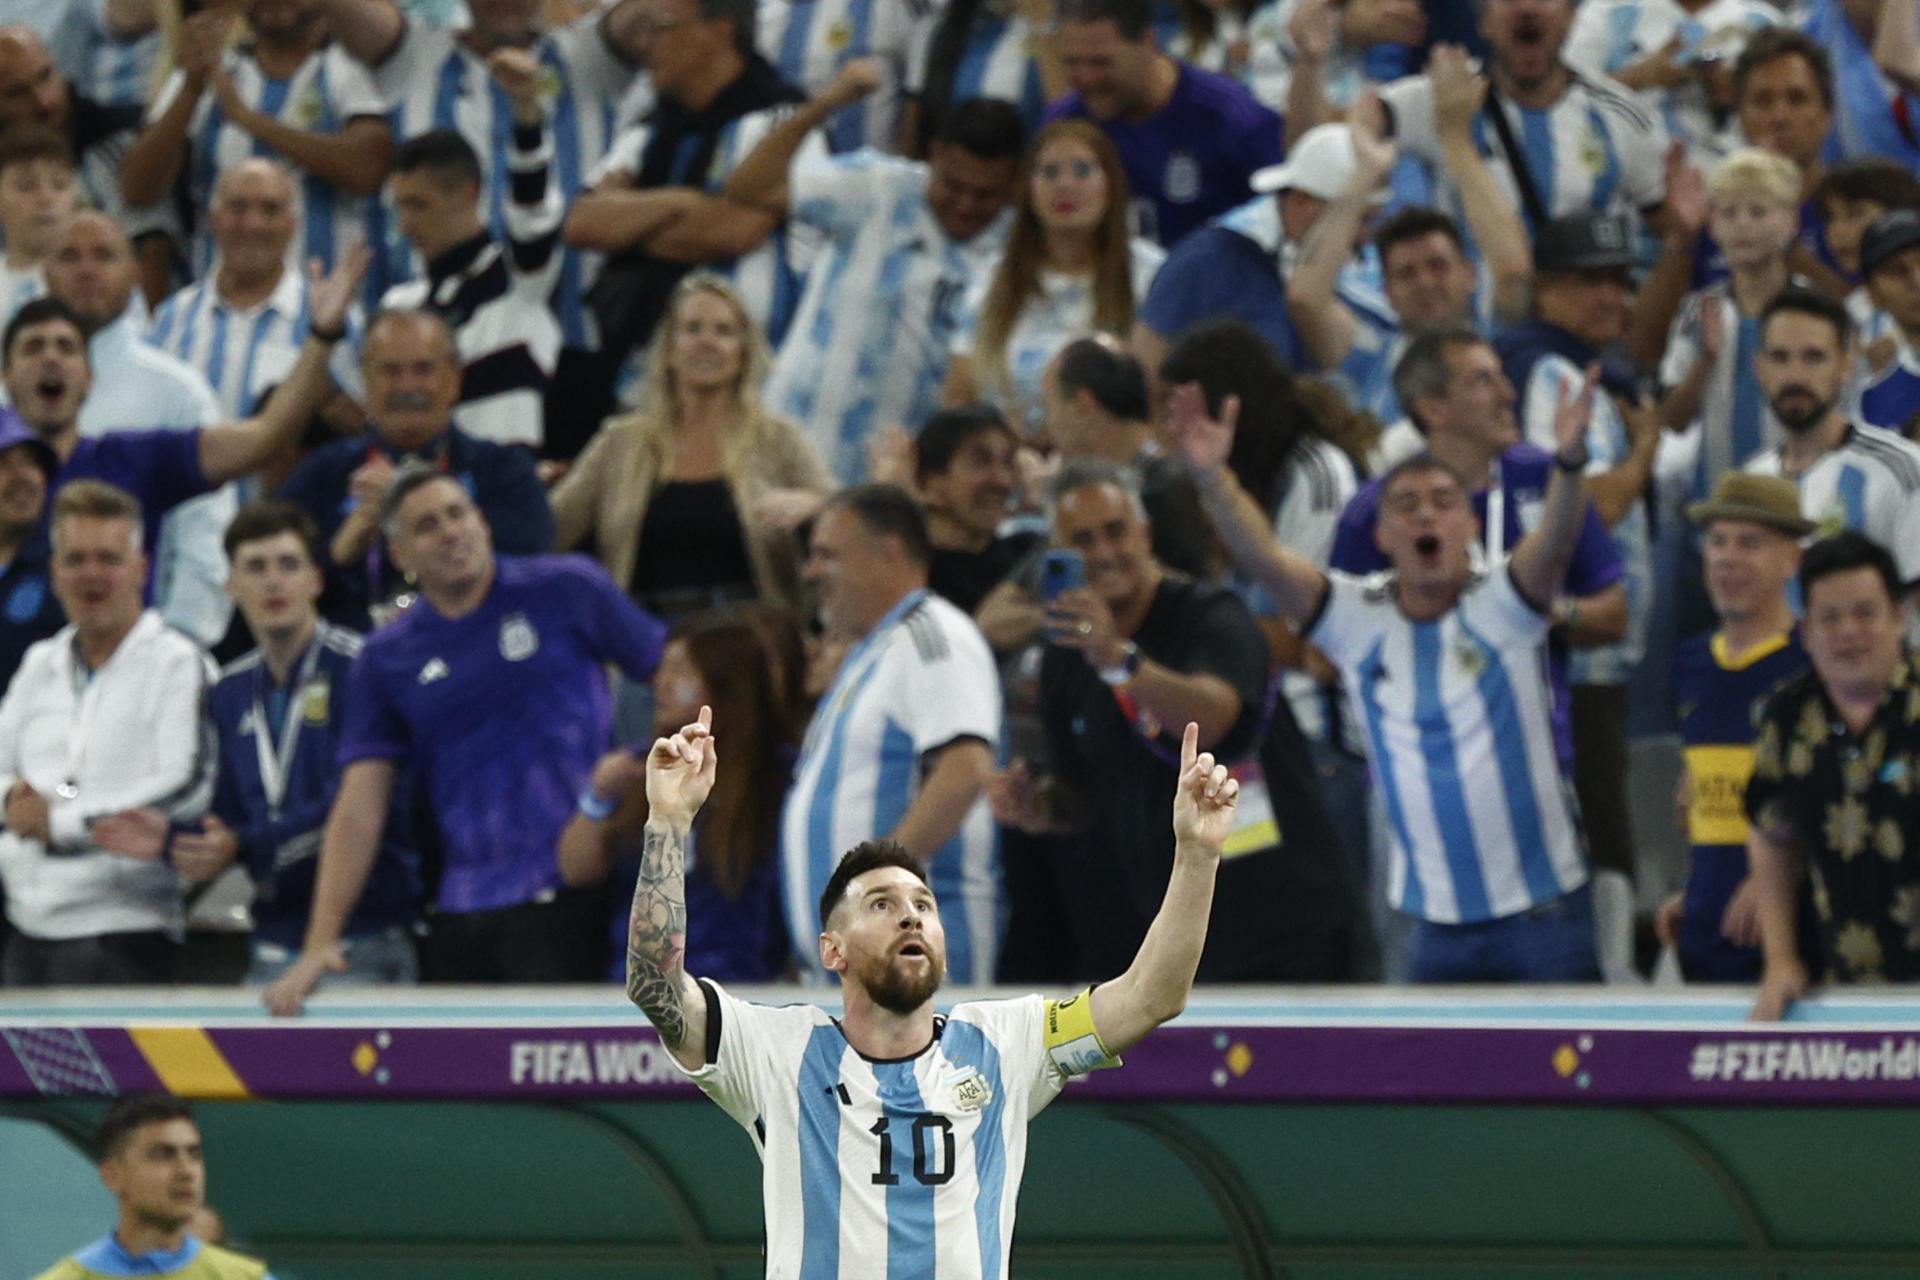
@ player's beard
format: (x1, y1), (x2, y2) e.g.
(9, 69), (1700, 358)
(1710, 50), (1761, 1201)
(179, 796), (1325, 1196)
(852, 947), (944, 1015)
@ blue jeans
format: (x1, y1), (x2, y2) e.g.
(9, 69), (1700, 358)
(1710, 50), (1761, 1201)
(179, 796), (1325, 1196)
(246, 925), (419, 987)
(1406, 884), (1600, 983)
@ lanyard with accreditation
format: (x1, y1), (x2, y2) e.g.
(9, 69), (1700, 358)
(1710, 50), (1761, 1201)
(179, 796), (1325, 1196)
(1108, 672), (1284, 859)
(253, 626), (332, 820)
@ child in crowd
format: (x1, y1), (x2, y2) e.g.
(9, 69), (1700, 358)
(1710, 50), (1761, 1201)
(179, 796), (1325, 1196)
(0, 124), (79, 326)
(1811, 159), (1920, 350)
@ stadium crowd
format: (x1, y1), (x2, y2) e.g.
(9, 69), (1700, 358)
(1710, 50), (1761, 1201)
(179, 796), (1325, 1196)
(0, 0), (1918, 1024)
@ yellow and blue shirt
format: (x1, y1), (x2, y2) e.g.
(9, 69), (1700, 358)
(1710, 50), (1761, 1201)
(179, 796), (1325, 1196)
(35, 1233), (271, 1280)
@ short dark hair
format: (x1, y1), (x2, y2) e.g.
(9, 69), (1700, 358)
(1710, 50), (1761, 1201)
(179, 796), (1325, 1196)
(1813, 159), (1920, 219)
(696, 0), (756, 53)
(0, 121), (73, 177)
(391, 129), (483, 189)
(1375, 451), (1469, 522)
(819, 840), (929, 927)
(380, 459), (466, 542)
(1760, 284), (1852, 350)
(915, 403), (1013, 482)
(1374, 206), (1466, 263)
(95, 1093), (195, 1162)
(1734, 28), (1834, 112)
(223, 498), (322, 564)
(1800, 531), (1903, 606)
(819, 484), (933, 567)
(934, 97), (1027, 162)
(2, 295), (87, 366)
(1392, 320), (1487, 436)
(1055, 336), (1150, 421)
(1056, 0), (1153, 40)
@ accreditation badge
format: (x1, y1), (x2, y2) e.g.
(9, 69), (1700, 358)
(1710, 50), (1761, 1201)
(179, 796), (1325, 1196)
(1220, 760), (1280, 859)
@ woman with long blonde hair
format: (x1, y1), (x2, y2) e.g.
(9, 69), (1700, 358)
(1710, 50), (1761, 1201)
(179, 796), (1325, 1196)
(550, 272), (831, 624)
(942, 119), (1163, 435)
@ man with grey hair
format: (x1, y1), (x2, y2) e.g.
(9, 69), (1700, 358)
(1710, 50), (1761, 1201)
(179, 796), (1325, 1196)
(264, 466), (666, 1014)
(990, 457), (1359, 982)
(0, 480), (216, 985)
(278, 308), (552, 631)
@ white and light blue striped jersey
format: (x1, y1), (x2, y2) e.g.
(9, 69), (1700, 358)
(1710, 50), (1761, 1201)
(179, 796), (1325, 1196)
(592, 108), (827, 349)
(1744, 422), (1920, 583)
(367, 12), (636, 348)
(48, 0), (159, 109)
(1517, 356), (1652, 685)
(1248, 0), (1383, 111)
(759, 0), (915, 153)
(1800, 0), (1920, 167)
(782, 590), (1002, 983)
(0, 262), (46, 329)
(904, 9), (1048, 129)
(767, 150), (1007, 483)
(1565, 0), (1777, 162)
(1308, 564), (1590, 923)
(1381, 66), (1669, 230)
(1849, 327), (1920, 438)
(681, 981), (1116, 1280)
(148, 265), (365, 419)
(148, 43), (388, 289)
(951, 237), (1163, 435)
(1658, 282), (1781, 500)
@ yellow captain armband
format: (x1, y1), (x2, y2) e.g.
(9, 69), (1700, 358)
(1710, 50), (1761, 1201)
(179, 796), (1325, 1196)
(1043, 987), (1122, 1076)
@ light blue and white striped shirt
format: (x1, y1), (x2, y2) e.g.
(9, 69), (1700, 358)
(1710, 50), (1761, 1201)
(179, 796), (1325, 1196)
(367, 13), (636, 349)
(0, 263), (46, 330)
(48, 0), (159, 109)
(681, 981), (1109, 1280)
(781, 590), (1002, 983)
(1310, 564), (1590, 924)
(1745, 421), (1920, 585)
(148, 43), (388, 296)
(904, 8), (1049, 131)
(148, 264), (364, 419)
(760, 0), (915, 153)
(1658, 282), (1780, 501)
(768, 150), (1006, 483)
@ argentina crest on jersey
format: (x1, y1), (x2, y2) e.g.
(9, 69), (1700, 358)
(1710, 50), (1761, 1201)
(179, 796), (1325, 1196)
(499, 612), (540, 661)
(1164, 153), (1200, 204)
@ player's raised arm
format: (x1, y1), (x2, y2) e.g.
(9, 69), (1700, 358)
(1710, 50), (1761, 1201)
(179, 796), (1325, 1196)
(627, 707), (717, 1072)
(1088, 723), (1234, 1056)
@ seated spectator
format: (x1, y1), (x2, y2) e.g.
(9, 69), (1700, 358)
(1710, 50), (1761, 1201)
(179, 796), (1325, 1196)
(1374, 0), (1669, 234)
(1172, 375), (1603, 983)
(264, 467), (666, 1012)
(782, 484), (1001, 982)
(1743, 287), (1920, 608)
(0, 25), (171, 281)
(726, 73), (1024, 484)
(1798, 0), (1920, 168)
(1043, 334), (1213, 578)
(756, 0), (915, 154)
(1811, 158), (1920, 342)
(0, 481), (216, 986)
(120, 0), (392, 299)
(1659, 149), (1803, 503)
(944, 120), (1163, 434)
(1132, 118), (1384, 384)
(1047, 0), (1284, 248)
(148, 159), (365, 423)
(1659, 473), (1813, 984)
(901, 0), (1061, 154)
(379, 53), (563, 451)
(560, 610), (795, 984)
(914, 404), (1038, 614)
(0, 123), (76, 326)
(1749, 532), (1920, 1018)
(279, 308), (555, 630)
(0, 253), (361, 591)
(1285, 59), (1531, 425)
(1853, 210), (1920, 437)
(1564, 0), (1776, 165)
(991, 458), (1359, 980)
(191, 501), (421, 990)
(550, 273), (829, 624)
(566, 0), (810, 378)
(0, 410), (61, 689)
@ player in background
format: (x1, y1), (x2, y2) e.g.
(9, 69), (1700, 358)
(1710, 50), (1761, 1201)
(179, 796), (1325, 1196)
(627, 706), (1235, 1278)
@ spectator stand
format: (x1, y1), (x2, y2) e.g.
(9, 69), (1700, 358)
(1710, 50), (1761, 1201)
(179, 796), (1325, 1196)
(4, 987), (1920, 1277)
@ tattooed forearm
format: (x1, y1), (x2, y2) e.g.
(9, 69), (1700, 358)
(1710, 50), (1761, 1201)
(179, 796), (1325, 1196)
(626, 821), (691, 1046)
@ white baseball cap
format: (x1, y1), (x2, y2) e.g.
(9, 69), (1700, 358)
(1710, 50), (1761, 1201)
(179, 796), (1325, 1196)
(1250, 123), (1390, 203)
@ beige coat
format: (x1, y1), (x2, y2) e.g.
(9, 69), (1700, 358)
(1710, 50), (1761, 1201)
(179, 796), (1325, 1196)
(550, 404), (831, 617)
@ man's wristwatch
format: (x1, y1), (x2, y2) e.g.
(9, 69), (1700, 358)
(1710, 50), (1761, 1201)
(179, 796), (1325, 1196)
(1553, 446), (1590, 473)
(1098, 641), (1143, 687)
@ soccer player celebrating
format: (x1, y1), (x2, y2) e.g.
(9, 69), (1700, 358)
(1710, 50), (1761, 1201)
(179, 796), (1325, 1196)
(629, 706), (1235, 1277)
